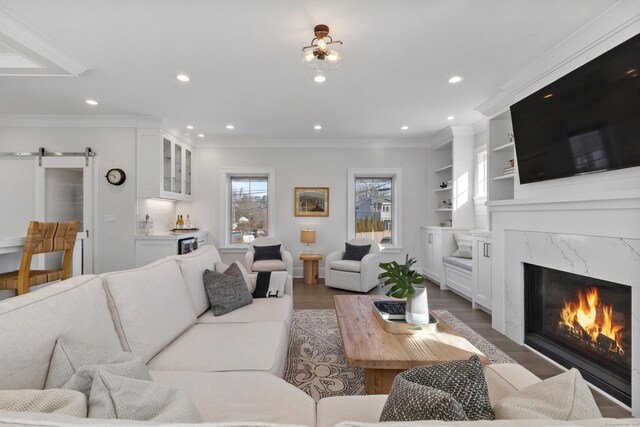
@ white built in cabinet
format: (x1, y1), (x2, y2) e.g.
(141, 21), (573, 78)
(421, 226), (471, 285)
(137, 129), (193, 201)
(134, 232), (208, 267)
(472, 230), (492, 311)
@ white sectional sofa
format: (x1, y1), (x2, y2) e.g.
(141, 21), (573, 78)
(0, 244), (634, 426)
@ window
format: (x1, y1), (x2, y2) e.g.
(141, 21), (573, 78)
(221, 169), (275, 250)
(474, 147), (487, 203)
(348, 169), (402, 253)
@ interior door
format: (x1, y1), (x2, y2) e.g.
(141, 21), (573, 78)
(35, 157), (95, 274)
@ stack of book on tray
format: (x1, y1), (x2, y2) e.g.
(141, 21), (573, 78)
(373, 300), (406, 321)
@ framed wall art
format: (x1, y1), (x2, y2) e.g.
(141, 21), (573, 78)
(294, 187), (329, 217)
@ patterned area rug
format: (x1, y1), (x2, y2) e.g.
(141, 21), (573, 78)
(283, 309), (515, 401)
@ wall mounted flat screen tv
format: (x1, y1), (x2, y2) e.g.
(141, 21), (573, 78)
(510, 32), (640, 184)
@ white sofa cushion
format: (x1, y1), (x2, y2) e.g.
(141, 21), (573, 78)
(330, 260), (361, 273)
(317, 395), (388, 427)
(101, 258), (197, 363)
(174, 245), (221, 316)
(252, 260), (287, 272)
(147, 322), (288, 377)
(0, 275), (123, 390)
(150, 371), (316, 426)
(197, 294), (293, 328)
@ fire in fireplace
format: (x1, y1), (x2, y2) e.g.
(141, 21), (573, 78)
(524, 263), (632, 405)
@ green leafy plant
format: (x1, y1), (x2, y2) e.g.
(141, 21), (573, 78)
(378, 254), (425, 299)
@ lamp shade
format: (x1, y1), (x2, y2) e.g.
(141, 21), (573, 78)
(300, 229), (316, 244)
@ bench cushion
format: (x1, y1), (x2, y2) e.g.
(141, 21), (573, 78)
(0, 275), (123, 390)
(252, 260), (287, 272)
(443, 256), (473, 272)
(146, 322), (288, 377)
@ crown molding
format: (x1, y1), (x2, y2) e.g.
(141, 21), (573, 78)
(196, 137), (430, 149)
(0, 6), (92, 76)
(0, 115), (162, 128)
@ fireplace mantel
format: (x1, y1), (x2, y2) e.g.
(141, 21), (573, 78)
(489, 194), (640, 415)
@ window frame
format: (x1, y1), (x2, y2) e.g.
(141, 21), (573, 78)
(348, 168), (403, 254)
(473, 146), (488, 205)
(220, 168), (275, 253)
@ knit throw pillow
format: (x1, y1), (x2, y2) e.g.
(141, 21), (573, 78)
(203, 268), (253, 316)
(380, 355), (494, 422)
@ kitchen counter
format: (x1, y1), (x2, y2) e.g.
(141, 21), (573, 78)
(134, 231), (208, 241)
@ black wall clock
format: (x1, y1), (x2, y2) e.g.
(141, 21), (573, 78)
(105, 168), (126, 186)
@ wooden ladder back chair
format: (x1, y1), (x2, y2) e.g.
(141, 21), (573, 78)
(0, 220), (80, 296)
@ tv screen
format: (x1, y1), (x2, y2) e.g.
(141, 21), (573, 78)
(510, 33), (640, 184)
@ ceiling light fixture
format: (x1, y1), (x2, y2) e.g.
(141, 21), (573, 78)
(176, 74), (190, 82)
(543, 93), (554, 99)
(314, 75), (326, 83)
(198, 134), (204, 138)
(85, 99), (98, 106)
(400, 126), (409, 130)
(447, 116), (454, 121)
(302, 24), (343, 71)
(186, 125), (194, 130)
(314, 125), (322, 130)
(448, 75), (464, 84)
(226, 125), (235, 130)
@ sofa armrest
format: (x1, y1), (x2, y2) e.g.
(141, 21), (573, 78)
(244, 251), (254, 273)
(281, 250), (294, 277)
(285, 275), (293, 296)
(360, 253), (381, 290)
(324, 250), (344, 284)
(317, 395), (387, 427)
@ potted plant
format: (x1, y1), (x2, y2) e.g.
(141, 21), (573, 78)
(378, 255), (429, 324)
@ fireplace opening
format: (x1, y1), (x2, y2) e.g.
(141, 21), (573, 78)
(524, 263), (632, 405)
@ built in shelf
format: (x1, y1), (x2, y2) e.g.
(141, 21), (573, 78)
(434, 187), (452, 193)
(434, 208), (453, 212)
(433, 139), (453, 152)
(434, 164), (453, 173)
(492, 141), (515, 152)
(493, 173), (515, 181)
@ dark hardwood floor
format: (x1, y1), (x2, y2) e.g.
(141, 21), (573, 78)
(292, 278), (632, 418)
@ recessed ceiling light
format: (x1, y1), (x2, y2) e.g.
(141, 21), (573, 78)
(543, 93), (554, 99)
(85, 99), (98, 106)
(314, 125), (322, 130)
(198, 134), (204, 138)
(626, 69), (637, 75)
(448, 75), (464, 84)
(400, 126), (409, 130)
(226, 124), (235, 130)
(186, 125), (194, 130)
(314, 75), (326, 83)
(447, 116), (454, 121)
(176, 74), (190, 82)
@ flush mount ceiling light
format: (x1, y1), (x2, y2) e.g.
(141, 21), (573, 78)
(314, 75), (326, 83)
(448, 75), (464, 84)
(186, 125), (194, 130)
(176, 74), (190, 82)
(85, 99), (98, 106)
(198, 133), (204, 138)
(226, 124), (235, 130)
(302, 24), (343, 71)
(447, 116), (454, 121)
(400, 126), (409, 130)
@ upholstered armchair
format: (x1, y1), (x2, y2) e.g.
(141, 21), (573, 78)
(324, 238), (381, 293)
(244, 237), (293, 277)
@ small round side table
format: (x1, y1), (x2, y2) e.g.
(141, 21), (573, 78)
(299, 253), (322, 285)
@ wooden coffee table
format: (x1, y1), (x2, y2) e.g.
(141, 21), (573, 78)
(334, 295), (489, 394)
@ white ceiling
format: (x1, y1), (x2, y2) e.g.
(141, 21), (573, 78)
(0, 0), (618, 140)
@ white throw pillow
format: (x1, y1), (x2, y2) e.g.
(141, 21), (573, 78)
(233, 261), (254, 293)
(88, 371), (203, 423)
(0, 389), (87, 417)
(494, 368), (602, 420)
(451, 233), (473, 259)
(45, 339), (151, 398)
(175, 246), (221, 316)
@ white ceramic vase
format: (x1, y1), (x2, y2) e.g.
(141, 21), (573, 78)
(406, 285), (430, 324)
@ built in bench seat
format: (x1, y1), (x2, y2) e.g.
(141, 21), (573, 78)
(441, 255), (473, 300)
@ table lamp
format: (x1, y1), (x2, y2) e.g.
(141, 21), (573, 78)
(300, 229), (316, 254)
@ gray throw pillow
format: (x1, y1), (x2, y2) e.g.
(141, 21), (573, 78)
(380, 380), (468, 422)
(45, 339), (152, 397)
(0, 389), (87, 417)
(203, 268), (253, 316)
(88, 371), (203, 422)
(380, 355), (493, 422)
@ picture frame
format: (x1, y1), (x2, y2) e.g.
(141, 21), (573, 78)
(294, 187), (330, 217)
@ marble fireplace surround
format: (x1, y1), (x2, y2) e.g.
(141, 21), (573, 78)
(489, 192), (640, 416)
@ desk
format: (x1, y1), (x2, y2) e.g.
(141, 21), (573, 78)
(299, 253), (322, 285)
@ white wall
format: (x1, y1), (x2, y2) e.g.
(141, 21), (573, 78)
(0, 126), (137, 274)
(473, 122), (489, 230)
(182, 143), (430, 277)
